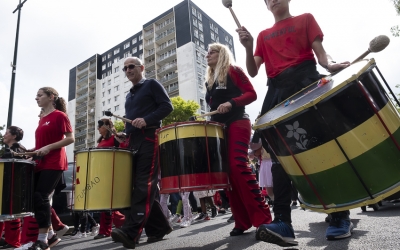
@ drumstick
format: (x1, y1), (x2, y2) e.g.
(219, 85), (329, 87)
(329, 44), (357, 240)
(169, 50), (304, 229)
(103, 111), (132, 123)
(11, 151), (37, 157)
(189, 110), (219, 121)
(98, 120), (125, 143)
(351, 35), (390, 64)
(222, 0), (242, 28)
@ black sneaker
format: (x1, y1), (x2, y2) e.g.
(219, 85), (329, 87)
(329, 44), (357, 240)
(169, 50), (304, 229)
(111, 228), (136, 249)
(70, 228), (79, 236)
(211, 207), (218, 218)
(47, 234), (61, 248)
(27, 241), (49, 250)
(195, 212), (207, 221)
(0, 238), (6, 247)
(227, 215), (234, 223)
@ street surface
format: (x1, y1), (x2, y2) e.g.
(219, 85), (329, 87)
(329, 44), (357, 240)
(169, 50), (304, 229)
(52, 201), (399, 250)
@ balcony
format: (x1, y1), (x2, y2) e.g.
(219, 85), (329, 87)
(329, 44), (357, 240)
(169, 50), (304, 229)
(168, 85), (179, 94)
(75, 140), (86, 147)
(160, 73), (178, 84)
(89, 71), (96, 78)
(146, 70), (156, 78)
(77, 75), (88, 84)
(75, 130), (87, 138)
(88, 127), (96, 133)
(145, 61), (155, 70)
(75, 121), (87, 129)
(157, 62), (177, 75)
(155, 28), (175, 43)
(76, 93), (88, 102)
(76, 85), (87, 94)
(88, 119), (95, 124)
(158, 52), (176, 65)
(145, 50), (155, 58)
(89, 64), (96, 71)
(88, 98), (96, 106)
(157, 41), (176, 54)
(144, 29), (154, 38)
(156, 18), (174, 32)
(76, 101), (87, 110)
(76, 112), (87, 119)
(89, 89), (96, 97)
(89, 80), (96, 87)
(77, 62), (88, 72)
(87, 138), (95, 144)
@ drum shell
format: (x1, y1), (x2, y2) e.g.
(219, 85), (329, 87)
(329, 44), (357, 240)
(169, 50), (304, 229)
(255, 60), (400, 212)
(0, 159), (34, 221)
(73, 148), (134, 211)
(158, 121), (229, 194)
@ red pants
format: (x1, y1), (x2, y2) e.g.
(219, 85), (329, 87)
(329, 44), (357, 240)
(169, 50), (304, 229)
(226, 119), (272, 230)
(0, 219), (21, 247)
(20, 216), (38, 244)
(51, 207), (64, 231)
(99, 211), (125, 236)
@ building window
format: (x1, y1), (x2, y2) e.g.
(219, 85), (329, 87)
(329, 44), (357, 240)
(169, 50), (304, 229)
(199, 33), (204, 42)
(139, 54), (143, 59)
(114, 67), (119, 73)
(108, 89), (111, 95)
(229, 38), (233, 45)
(114, 58), (119, 63)
(107, 70), (111, 76)
(139, 44), (143, 50)
(114, 95), (119, 101)
(102, 101), (105, 106)
(114, 48), (120, 55)
(215, 26), (218, 33)
(107, 52), (112, 59)
(197, 12), (202, 21)
(132, 38), (137, 44)
(102, 56), (106, 62)
(216, 36), (219, 43)
(107, 61), (112, 67)
(102, 73), (106, 79)
(194, 28), (199, 38)
(124, 91), (129, 96)
(114, 76), (120, 83)
(114, 85), (119, 91)
(102, 65), (106, 70)
(108, 79), (111, 85)
(192, 7), (196, 15)
(210, 22), (214, 30)
(193, 18), (198, 27)
(124, 42), (130, 49)
(114, 105), (119, 111)
(102, 92), (105, 97)
(200, 42), (205, 50)
(132, 47), (137, 54)
(225, 35), (229, 42)
(211, 32), (215, 40)
(124, 52), (130, 58)
(139, 34), (143, 41)
(200, 99), (205, 110)
(108, 99), (111, 104)
(198, 22), (203, 32)
(102, 82), (105, 88)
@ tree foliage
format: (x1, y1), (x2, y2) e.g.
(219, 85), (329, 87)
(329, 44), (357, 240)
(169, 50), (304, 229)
(394, 84), (400, 112)
(162, 96), (200, 126)
(114, 120), (125, 132)
(0, 125), (5, 156)
(390, 0), (400, 37)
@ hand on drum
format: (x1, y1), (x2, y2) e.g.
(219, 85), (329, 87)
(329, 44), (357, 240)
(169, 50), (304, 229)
(236, 26), (254, 50)
(327, 61), (351, 73)
(217, 102), (232, 114)
(131, 118), (147, 128)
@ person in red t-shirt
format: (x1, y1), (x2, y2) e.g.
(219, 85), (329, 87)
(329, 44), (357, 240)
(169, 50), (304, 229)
(29, 87), (74, 250)
(236, 0), (351, 247)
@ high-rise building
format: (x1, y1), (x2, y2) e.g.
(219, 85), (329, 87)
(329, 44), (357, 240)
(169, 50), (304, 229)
(66, 0), (235, 160)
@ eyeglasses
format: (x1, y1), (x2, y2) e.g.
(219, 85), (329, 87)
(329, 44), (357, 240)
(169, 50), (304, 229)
(207, 50), (219, 56)
(122, 64), (141, 72)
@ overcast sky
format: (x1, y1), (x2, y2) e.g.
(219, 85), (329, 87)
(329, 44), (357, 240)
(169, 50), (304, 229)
(1, 0), (399, 149)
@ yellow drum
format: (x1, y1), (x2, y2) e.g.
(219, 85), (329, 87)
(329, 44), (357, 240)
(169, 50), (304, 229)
(73, 148), (134, 211)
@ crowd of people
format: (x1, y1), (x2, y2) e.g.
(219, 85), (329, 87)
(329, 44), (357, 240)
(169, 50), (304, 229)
(0, 0), (360, 249)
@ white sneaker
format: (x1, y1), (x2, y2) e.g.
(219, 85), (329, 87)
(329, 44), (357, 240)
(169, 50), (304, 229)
(70, 231), (87, 239)
(90, 224), (100, 236)
(168, 214), (180, 225)
(14, 241), (33, 250)
(180, 218), (191, 228)
(56, 225), (70, 237)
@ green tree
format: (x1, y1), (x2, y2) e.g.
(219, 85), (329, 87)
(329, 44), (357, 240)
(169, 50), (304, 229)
(114, 120), (125, 132)
(0, 125), (5, 156)
(162, 96), (200, 125)
(394, 84), (400, 112)
(390, 0), (400, 37)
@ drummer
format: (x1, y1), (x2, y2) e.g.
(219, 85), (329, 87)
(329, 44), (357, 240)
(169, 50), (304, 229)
(0, 126), (26, 249)
(236, 0), (351, 246)
(204, 43), (272, 237)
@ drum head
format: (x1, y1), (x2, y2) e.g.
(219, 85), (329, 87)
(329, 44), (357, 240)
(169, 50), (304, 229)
(254, 59), (376, 129)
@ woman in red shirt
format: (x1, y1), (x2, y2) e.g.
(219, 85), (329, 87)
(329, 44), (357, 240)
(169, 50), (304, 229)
(30, 87), (74, 250)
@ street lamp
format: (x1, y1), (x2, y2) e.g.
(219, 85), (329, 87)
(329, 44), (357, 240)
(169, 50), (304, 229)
(6, 0), (29, 128)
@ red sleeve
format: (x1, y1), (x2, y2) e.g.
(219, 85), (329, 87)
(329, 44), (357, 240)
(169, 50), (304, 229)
(58, 112), (73, 134)
(254, 32), (265, 60)
(306, 13), (324, 44)
(228, 66), (257, 107)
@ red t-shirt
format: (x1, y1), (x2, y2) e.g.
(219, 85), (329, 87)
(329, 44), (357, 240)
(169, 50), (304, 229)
(254, 13), (324, 78)
(97, 135), (116, 148)
(35, 110), (73, 172)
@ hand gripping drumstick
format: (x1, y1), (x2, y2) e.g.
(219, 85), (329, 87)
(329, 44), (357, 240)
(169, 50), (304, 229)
(98, 120), (125, 143)
(103, 111), (132, 123)
(222, 0), (242, 28)
(189, 110), (219, 121)
(351, 35), (390, 64)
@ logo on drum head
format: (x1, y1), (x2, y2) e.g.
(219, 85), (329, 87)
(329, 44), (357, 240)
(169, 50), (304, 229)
(285, 121), (312, 150)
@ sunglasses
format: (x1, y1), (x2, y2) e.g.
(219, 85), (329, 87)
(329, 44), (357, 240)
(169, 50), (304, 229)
(122, 64), (142, 72)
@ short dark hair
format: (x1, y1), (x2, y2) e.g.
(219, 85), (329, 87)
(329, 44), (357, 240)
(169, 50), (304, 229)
(7, 126), (24, 141)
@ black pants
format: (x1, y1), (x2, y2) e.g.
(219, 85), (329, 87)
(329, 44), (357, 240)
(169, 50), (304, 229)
(123, 129), (170, 241)
(74, 212), (97, 233)
(34, 170), (63, 228)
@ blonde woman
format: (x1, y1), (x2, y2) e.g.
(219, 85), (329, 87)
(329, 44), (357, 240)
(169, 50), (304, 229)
(205, 43), (272, 237)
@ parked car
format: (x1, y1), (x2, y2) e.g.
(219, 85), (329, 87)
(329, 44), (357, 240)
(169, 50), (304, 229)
(52, 162), (74, 226)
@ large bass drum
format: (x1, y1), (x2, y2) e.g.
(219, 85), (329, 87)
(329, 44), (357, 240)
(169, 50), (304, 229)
(0, 159), (34, 221)
(254, 59), (400, 213)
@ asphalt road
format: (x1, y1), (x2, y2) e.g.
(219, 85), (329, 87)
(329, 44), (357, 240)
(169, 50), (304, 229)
(52, 200), (400, 250)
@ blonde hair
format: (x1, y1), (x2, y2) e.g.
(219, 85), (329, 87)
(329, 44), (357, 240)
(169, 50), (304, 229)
(205, 43), (235, 90)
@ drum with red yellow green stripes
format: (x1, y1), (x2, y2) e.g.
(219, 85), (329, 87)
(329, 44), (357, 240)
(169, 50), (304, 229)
(253, 59), (400, 213)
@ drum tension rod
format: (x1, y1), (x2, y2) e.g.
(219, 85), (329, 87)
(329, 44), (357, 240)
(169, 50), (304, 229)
(312, 105), (374, 199)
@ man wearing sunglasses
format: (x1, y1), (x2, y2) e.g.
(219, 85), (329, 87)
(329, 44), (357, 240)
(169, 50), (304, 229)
(111, 57), (173, 249)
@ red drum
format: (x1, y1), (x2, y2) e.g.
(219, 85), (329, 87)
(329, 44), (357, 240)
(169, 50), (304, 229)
(0, 159), (34, 221)
(157, 121), (230, 194)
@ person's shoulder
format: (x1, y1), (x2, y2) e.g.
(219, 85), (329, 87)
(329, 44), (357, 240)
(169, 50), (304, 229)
(296, 13), (315, 20)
